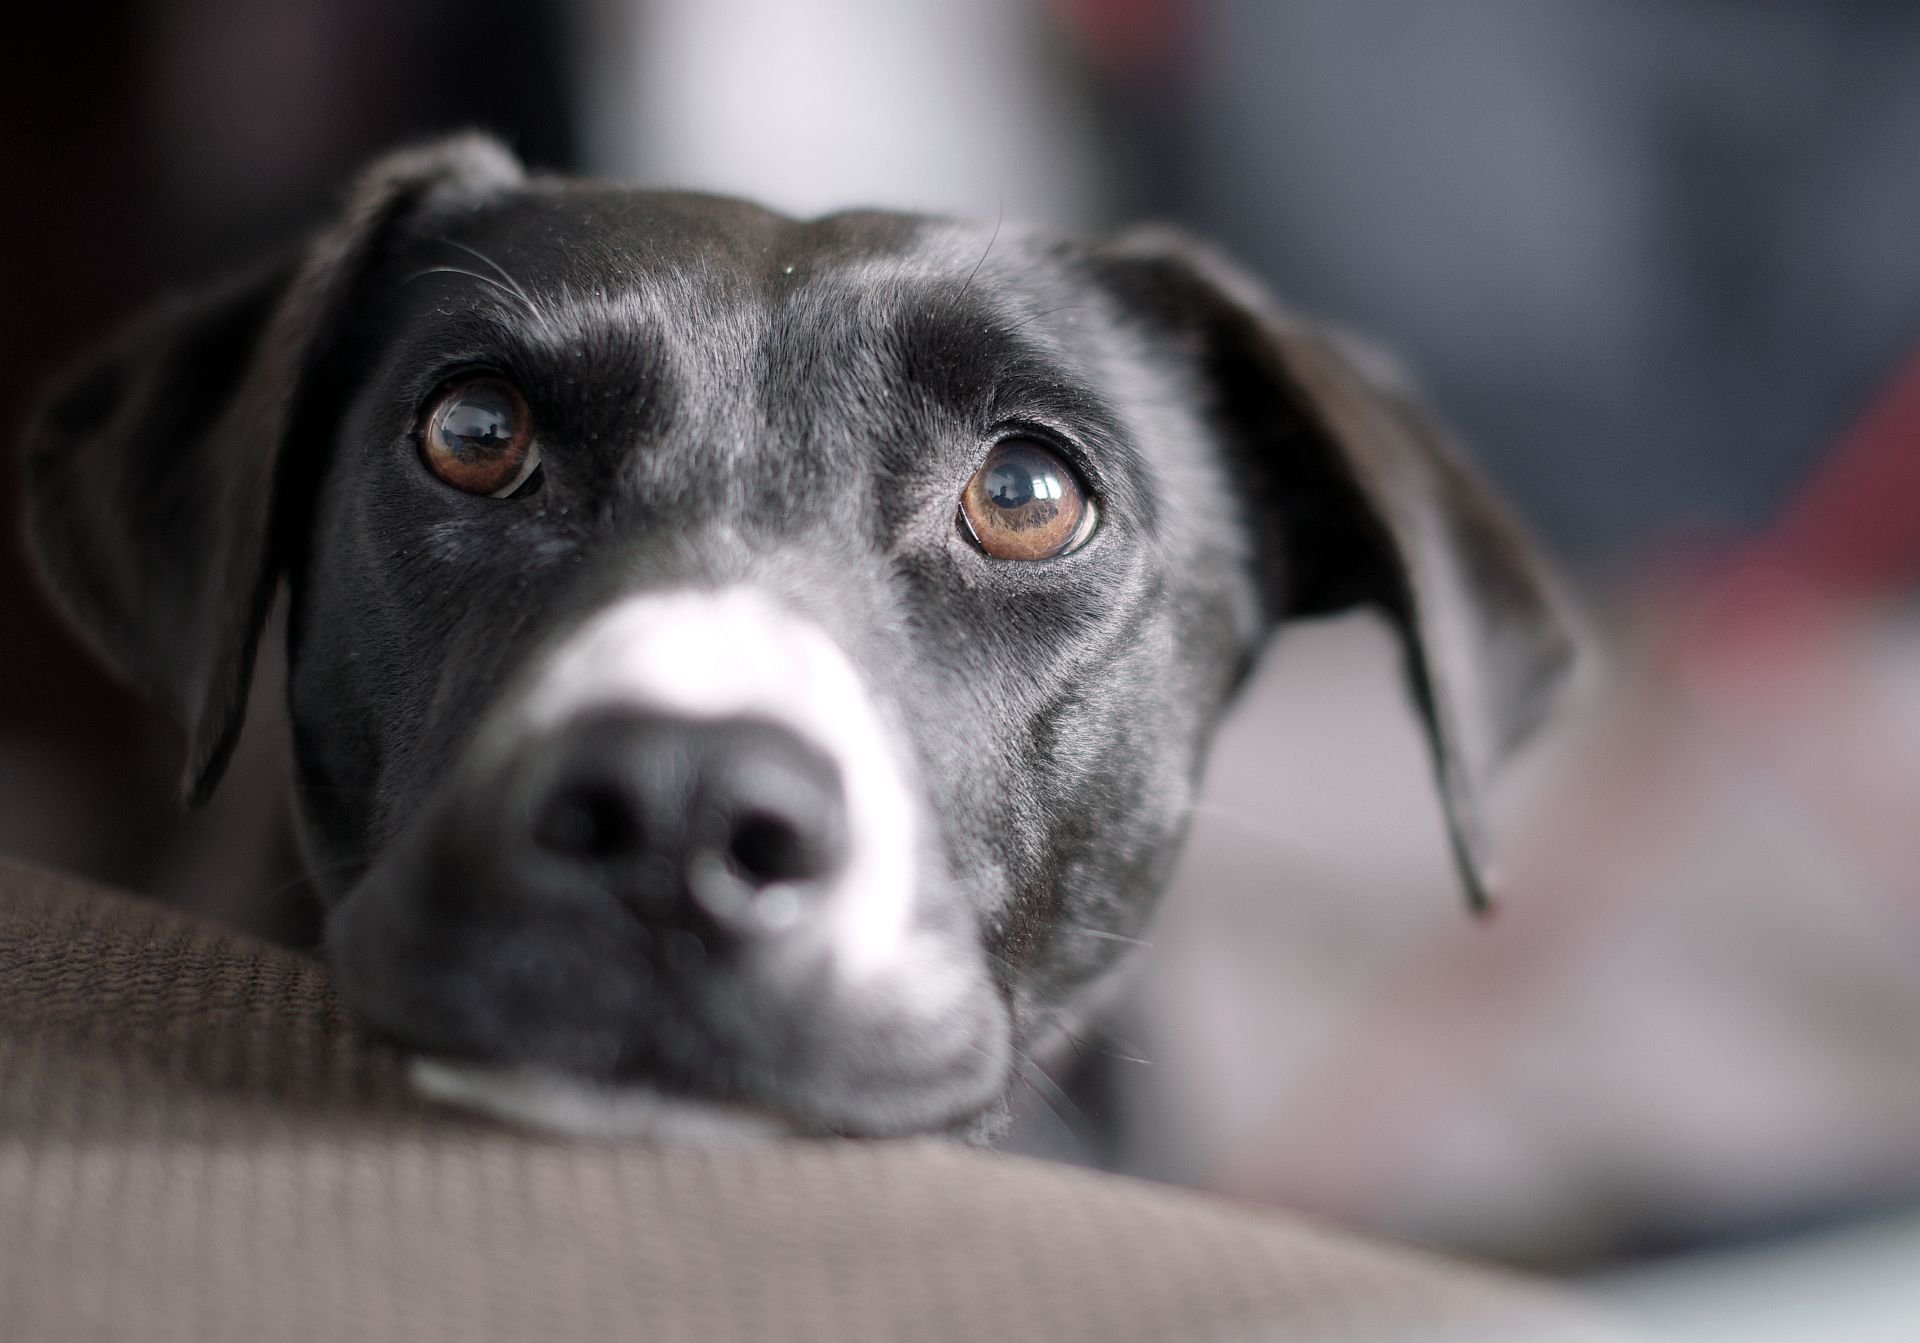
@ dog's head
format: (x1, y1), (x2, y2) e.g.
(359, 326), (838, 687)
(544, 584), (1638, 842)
(22, 138), (1574, 1139)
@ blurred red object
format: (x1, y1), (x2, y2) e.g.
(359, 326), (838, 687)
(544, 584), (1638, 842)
(1046, 0), (1191, 77)
(1769, 343), (1920, 600)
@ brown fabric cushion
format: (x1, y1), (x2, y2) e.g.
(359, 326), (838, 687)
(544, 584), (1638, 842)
(0, 860), (1633, 1342)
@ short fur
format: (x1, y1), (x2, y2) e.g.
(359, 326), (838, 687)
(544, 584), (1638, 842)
(22, 137), (1575, 1139)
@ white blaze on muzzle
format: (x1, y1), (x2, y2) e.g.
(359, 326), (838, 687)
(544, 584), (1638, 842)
(515, 587), (918, 981)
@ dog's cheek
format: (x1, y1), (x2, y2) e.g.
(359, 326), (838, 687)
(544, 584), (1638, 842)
(1025, 589), (1264, 1000)
(994, 652), (1202, 1031)
(289, 436), (578, 880)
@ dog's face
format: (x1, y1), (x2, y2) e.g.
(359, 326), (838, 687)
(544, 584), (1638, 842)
(24, 139), (1574, 1140)
(293, 179), (1258, 1138)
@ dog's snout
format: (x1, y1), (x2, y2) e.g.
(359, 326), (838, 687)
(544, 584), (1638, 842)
(528, 712), (848, 941)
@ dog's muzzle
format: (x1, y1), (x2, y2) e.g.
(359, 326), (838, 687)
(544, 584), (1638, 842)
(323, 589), (1010, 1138)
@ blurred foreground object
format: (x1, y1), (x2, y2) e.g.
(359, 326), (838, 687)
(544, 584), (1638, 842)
(0, 860), (1635, 1343)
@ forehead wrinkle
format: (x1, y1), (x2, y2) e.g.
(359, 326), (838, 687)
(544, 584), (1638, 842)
(396, 269), (770, 421)
(378, 280), (657, 386)
(399, 221), (776, 357)
(577, 272), (772, 516)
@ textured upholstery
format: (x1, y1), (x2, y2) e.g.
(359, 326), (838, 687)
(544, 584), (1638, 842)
(0, 860), (1633, 1342)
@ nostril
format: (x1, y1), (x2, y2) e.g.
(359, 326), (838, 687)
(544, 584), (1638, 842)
(522, 712), (849, 940)
(726, 811), (822, 886)
(534, 782), (638, 861)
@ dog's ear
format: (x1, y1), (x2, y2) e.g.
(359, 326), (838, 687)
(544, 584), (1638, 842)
(23, 135), (524, 805)
(1097, 230), (1579, 912)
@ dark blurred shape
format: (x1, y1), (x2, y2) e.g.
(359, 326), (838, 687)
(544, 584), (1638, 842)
(1, 0), (576, 918)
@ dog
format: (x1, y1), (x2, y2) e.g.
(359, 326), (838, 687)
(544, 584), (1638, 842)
(22, 135), (1575, 1143)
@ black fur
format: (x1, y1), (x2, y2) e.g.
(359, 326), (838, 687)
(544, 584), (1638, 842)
(23, 137), (1574, 1139)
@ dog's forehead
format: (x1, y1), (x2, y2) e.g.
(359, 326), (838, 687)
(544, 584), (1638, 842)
(369, 184), (1131, 447)
(409, 184), (1060, 318)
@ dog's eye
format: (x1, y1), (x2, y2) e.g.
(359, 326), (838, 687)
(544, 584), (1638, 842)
(418, 376), (540, 498)
(959, 437), (1096, 560)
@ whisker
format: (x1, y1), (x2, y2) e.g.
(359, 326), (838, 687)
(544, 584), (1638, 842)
(1003, 303), (1086, 335)
(986, 948), (1049, 1003)
(1068, 925), (1152, 949)
(1021, 1050), (1096, 1121)
(1014, 1048), (1096, 1143)
(1061, 1027), (1153, 1067)
(1186, 799), (1356, 873)
(403, 264), (537, 316)
(1013, 1070), (1080, 1140)
(440, 237), (539, 310)
(985, 948), (1026, 982)
(956, 203), (1003, 305)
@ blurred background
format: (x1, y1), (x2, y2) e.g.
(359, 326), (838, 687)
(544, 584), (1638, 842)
(5, 2), (1919, 1336)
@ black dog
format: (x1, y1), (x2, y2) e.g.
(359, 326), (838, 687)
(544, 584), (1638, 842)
(23, 136), (1573, 1142)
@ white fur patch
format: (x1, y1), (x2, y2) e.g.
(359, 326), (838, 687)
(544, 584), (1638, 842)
(411, 1060), (799, 1140)
(515, 587), (918, 981)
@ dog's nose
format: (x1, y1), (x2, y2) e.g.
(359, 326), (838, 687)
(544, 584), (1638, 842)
(527, 712), (848, 943)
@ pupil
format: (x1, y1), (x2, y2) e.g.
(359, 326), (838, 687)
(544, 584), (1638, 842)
(986, 461), (1038, 510)
(443, 390), (511, 453)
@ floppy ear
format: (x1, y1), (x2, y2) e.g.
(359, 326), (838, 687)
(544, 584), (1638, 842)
(23, 135), (524, 806)
(1099, 230), (1579, 913)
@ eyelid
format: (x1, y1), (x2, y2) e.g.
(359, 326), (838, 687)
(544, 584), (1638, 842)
(413, 362), (519, 413)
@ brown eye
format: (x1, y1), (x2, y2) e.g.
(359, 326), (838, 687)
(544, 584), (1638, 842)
(959, 437), (1097, 560)
(418, 376), (539, 497)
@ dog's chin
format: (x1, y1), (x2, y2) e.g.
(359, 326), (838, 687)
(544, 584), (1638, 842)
(407, 1059), (1014, 1144)
(408, 1059), (811, 1142)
